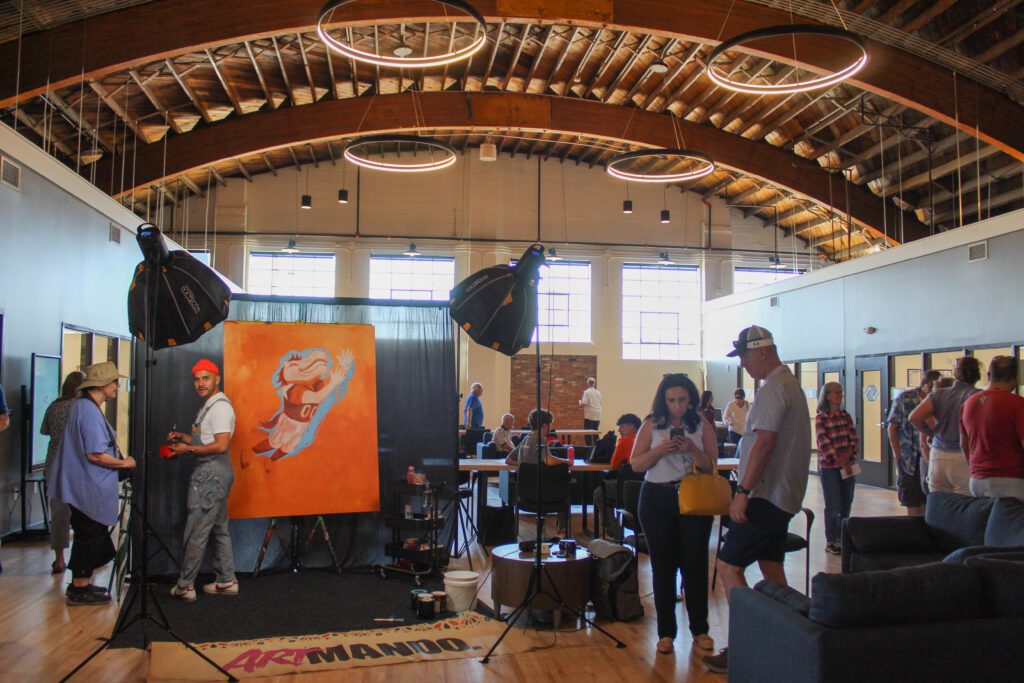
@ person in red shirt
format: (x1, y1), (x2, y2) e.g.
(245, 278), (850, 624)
(610, 413), (642, 470)
(960, 355), (1024, 502)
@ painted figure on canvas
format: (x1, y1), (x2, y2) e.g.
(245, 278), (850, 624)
(252, 348), (355, 462)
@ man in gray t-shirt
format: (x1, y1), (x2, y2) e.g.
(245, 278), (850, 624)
(704, 326), (811, 675)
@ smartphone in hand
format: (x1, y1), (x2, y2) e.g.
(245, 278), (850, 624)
(669, 427), (686, 450)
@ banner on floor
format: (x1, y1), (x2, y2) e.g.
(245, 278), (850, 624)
(224, 321), (379, 518)
(148, 613), (534, 679)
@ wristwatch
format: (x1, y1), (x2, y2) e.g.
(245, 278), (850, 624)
(736, 485), (753, 496)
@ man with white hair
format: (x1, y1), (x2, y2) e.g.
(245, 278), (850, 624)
(463, 382), (484, 430)
(493, 413), (517, 453)
(579, 377), (603, 445)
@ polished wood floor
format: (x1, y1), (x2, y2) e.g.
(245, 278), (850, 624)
(0, 481), (903, 682)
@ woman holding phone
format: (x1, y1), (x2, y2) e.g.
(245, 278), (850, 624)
(631, 373), (718, 655)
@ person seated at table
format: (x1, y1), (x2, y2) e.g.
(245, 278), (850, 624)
(506, 409), (571, 534)
(609, 413), (642, 471)
(506, 409), (569, 468)
(492, 413), (517, 453)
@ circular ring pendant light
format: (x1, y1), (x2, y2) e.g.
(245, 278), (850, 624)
(344, 134), (458, 173)
(606, 149), (716, 183)
(317, 0), (488, 69)
(706, 24), (868, 95)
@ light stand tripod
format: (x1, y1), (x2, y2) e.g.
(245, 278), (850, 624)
(61, 236), (235, 682)
(481, 323), (625, 662)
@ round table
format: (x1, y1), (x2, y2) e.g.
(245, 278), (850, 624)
(490, 543), (592, 628)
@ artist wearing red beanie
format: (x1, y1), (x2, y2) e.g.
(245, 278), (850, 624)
(166, 358), (239, 601)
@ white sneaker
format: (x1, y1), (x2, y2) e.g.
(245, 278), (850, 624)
(202, 579), (239, 596)
(170, 585), (196, 601)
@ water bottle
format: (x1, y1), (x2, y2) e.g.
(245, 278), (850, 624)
(567, 444), (575, 461)
(406, 465), (415, 484)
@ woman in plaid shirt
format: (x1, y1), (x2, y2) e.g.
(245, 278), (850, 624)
(816, 382), (859, 555)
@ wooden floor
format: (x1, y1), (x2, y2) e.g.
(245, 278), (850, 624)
(0, 482), (903, 682)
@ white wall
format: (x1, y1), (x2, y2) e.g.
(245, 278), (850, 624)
(0, 123), (146, 535)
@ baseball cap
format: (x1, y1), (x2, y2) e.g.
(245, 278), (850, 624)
(726, 325), (775, 357)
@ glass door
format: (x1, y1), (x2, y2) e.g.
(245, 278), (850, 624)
(855, 356), (890, 487)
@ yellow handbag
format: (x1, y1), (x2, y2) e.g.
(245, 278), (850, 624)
(677, 471), (733, 516)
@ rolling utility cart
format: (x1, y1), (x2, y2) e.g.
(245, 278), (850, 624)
(380, 479), (448, 585)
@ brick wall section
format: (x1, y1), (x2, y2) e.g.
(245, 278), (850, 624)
(509, 355), (598, 432)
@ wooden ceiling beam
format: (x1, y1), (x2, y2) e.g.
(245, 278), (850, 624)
(244, 40), (276, 108)
(205, 48), (244, 116)
(296, 33), (319, 102)
(3, 1), (1020, 159)
(235, 158), (253, 182)
(523, 25), (555, 93)
(582, 30), (628, 100)
(261, 152), (278, 175)
(209, 166), (228, 186)
(93, 91), (930, 240)
(89, 80), (147, 143)
(479, 22), (505, 90)
(272, 36), (299, 105)
(601, 33), (651, 104)
(639, 42), (700, 111)
(899, 0), (958, 33)
(129, 68), (184, 134)
(543, 27), (579, 95)
(501, 23), (532, 93)
(164, 58), (213, 124)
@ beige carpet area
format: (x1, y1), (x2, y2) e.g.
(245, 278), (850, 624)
(148, 612), (535, 679)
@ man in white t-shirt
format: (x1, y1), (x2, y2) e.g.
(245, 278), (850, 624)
(579, 377), (603, 445)
(167, 359), (238, 600)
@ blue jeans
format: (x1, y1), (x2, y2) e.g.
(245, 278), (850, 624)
(637, 482), (713, 639)
(819, 467), (855, 544)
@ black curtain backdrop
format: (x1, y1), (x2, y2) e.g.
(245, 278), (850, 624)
(132, 295), (457, 576)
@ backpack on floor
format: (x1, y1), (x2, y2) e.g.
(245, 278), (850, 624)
(587, 539), (643, 622)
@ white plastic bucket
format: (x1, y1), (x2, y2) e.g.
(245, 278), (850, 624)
(444, 570), (480, 613)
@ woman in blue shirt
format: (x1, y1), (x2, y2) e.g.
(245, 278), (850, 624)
(50, 362), (136, 606)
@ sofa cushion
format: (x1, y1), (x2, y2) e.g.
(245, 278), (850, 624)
(943, 545), (1024, 563)
(753, 580), (810, 616)
(850, 552), (947, 573)
(844, 516), (936, 554)
(925, 491), (993, 552)
(965, 553), (1024, 619)
(809, 563), (982, 628)
(984, 497), (1024, 547)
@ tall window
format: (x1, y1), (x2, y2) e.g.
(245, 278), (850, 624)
(622, 264), (701, 360)
(733, 266), (801, 294)
(188, 249), (211, 265)
(535, 261), (591, 343)
(248, 252), (336, 297)
(369, 256), (454, 301)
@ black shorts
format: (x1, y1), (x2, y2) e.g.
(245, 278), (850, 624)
(897, 465), (927, 507)
(718, 497), (794, 568)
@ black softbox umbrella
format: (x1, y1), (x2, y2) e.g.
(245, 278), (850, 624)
(449, 244), (546, 357)
(127, 225), (231, 350)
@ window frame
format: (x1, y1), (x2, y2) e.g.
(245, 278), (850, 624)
(247, 250), (337, 298)
(621, 262), (702, 360)
(368, 254), (455, 302)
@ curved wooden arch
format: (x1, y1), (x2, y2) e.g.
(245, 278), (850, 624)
(2, 0), (1021, 161)
(95, 91), (927, 241)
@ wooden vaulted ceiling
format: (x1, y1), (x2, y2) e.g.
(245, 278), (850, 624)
(1, 0), (1022, 261)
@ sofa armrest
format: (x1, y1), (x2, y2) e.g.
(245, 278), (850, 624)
(729, 588), (827, 683)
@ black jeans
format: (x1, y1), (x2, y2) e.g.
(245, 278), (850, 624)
(68, 506), (115, 580)
(583, 419), (600, 445)
(819, 467), (856, 544)
(637, 481), (713, 639)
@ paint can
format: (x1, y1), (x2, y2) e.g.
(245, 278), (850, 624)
(410, 588), (429, 610)
(432, 591), (447, 615)
(417, 594), (436, 619)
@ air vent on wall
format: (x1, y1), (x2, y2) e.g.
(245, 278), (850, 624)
(1, 156), (21, 190)
(967, 241), (988, 263)
(769, 296), (779, 308)
(109, 223), (122, 244)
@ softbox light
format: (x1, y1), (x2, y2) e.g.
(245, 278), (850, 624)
(127, 224), (231, 350)
(449, 243), (545, 356)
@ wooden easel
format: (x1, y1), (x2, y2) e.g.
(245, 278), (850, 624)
(253, 515), (342, 576)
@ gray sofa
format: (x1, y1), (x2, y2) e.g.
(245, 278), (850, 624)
(841, 491), (1024, 573)
(728, 554), (1024, 683)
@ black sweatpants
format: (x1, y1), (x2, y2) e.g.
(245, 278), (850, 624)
(68, 506), (115, 580)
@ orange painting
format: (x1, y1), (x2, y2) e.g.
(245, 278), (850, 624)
(223, 321), (380, 518)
